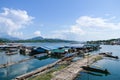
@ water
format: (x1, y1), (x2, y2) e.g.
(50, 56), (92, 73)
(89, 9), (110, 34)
(0, 42), (71, 80)
(76, 45), (120, 80)
(22, 42), (71, 49)
(0, 43), (119, 80)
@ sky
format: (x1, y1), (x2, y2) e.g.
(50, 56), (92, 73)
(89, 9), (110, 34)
(0, 0), (120, 41)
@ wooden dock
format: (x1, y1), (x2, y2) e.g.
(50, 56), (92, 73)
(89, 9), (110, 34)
(51, 54), (103, 80)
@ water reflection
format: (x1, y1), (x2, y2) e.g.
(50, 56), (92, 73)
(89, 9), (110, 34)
(0, 42), (73, 80)
(0, 52), (58, 80)
(85, 72), (103, 76)
(0, 57), (58, 80)
(76, 45), (120, 80)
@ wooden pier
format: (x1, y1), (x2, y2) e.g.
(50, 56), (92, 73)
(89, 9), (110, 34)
(51, 54), (103, 80)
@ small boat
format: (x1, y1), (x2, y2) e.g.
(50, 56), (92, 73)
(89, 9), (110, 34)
(81, 66), (110, 75)
(106, 54), (119, 59)
(99, 52), (119, 59)
(99, 52), (112, 55)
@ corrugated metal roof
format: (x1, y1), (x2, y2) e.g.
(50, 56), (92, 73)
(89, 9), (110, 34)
(51, 49), (65, 53)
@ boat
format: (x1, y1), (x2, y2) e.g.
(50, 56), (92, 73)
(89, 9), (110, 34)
(81, 66), (110, 75)
(99, 52), (119, 59)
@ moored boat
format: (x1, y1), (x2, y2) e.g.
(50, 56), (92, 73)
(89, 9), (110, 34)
(82, 66), (110, 75)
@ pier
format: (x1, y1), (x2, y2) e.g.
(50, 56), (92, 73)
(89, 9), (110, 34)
(51, 54), (103, 80)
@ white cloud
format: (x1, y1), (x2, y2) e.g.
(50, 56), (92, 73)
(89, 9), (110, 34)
(0, 8), (34, 37)
(50, 33), (66, 39)
(76, 16), (120, 30)
(34, 31), (41, 36)
(70, 25), (85, 35)
(52, 24), (85, 36)
(51, 16), (120, 41)
(50, 25), (85, 40)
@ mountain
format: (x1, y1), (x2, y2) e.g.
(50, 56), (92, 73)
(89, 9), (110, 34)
(14, 36), (76, 43)
(0, 34), (20, 40)
(0, 35), (76, 43)
(28, 36), (44, 40)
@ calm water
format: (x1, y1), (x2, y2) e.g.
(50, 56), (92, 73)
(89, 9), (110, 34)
(76, 45), (120, 80)
(0, 43), (119, 80)
(0, 42), (71, 80)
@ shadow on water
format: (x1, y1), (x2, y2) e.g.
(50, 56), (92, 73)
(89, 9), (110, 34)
(103, 57), (120, 61)
(35, 55), (49, 60)
(75, 70), (110, 80)
(82, 70), (110, 77)
(85, 71), (103, 77)
(82, 66), (110, 74)
(0, 52), (58, 80)
(75, 45), (120, 80)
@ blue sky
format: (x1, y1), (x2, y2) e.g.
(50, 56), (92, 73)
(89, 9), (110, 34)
(0, 0), (120, 41)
